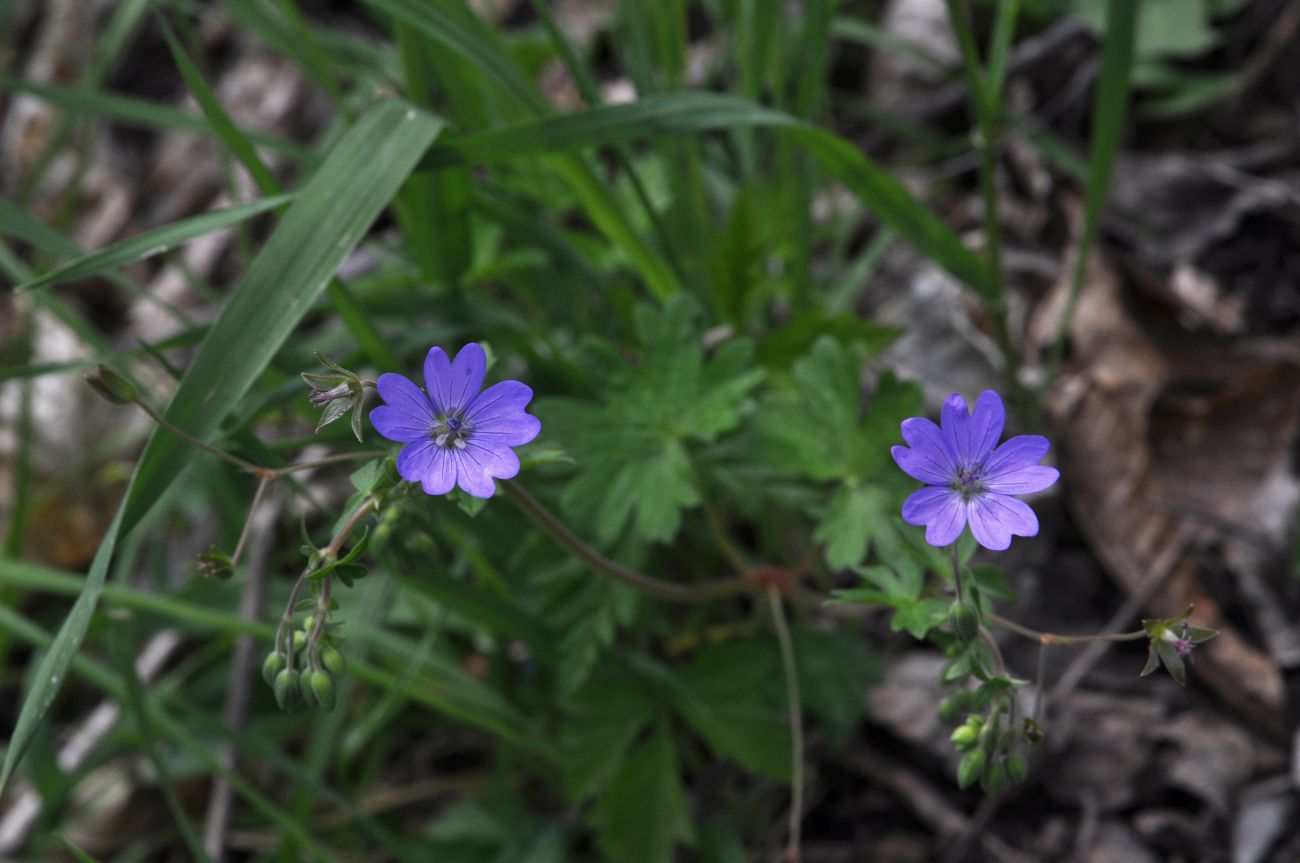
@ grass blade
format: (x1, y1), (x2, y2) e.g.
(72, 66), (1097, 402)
(17, 196), (292, 292)
(1043, 0), (1138, 393)
(418, 92), (990, 295)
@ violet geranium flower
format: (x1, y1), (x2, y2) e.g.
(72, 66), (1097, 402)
(370, 343), (540, 499)
(890, 390), (1057, 551)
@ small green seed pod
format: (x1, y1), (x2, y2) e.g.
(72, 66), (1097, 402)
(303, 615), (315, 634)
(292, 630), (308, 651)
(310, 670), (336, 712)
(949, 600), (981, 643)
(274, 669), (299, 711)
(938, 696), (961, 724)
(321, 645), (346, 677)
(262, 652), (285, 688)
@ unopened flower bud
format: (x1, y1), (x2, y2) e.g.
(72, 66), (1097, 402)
(949, 601), (981, 643)
(1006, 754), (1028, 783)
(85, 365), (137, 405)
(957, 749), (986, 789)
(262, 652), (285, 687)
(983, 763), (1008, 795)
(299, 672), (319, 707)
(274, 669), (299, 711)
(310, 670), (336, 712)
(951, 725), (979, 751)
(321, 645), (346, 677)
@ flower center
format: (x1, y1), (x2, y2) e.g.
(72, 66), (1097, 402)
(433, 413), (471, 449)
(952, 465), (984, 499)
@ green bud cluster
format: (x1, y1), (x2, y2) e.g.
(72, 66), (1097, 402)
(263, 608), (347, 713)
(949, 704), (1032, 793)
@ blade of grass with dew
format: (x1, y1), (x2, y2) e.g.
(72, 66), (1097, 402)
(0, 100), (442, 792)
(17, 196), (292, 292)
(417, 92), (989, 296)
(1043, 0), (1138, 396)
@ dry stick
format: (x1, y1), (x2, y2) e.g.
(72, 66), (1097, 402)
(501, 480), (752, 603)
(202, 484), (279, 863)
(767, 585), (805, 863)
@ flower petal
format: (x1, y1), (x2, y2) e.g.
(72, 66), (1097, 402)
(375, 373), (433, 423)
(420, 447), (457, 495)
(942, 391), (1004, 466)
(370, 405), (430, 443)
(900, 417), (957, 474)
(967, 391), (1005, 464)
(426, 343), (486, 415)
(395, 440), (436, 483)
(454, 442), (520, 498)
(465, 380), (542, 446)
(983, 434), (1049, 474)
(982, 465), (1059, 495)
(967, 493), (1038, 551)
(892, 445), (952, 484)
(902, 487), (967, 547)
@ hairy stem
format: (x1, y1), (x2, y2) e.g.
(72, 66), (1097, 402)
(948, 543), (966, 604)
(502, 481), (754, 603)
(768, 585), (804, 863)
(988, 612), (1146, 645)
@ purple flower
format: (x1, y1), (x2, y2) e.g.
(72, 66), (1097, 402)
(890, 391), (1057, 551)
(370, 343), (541, 499)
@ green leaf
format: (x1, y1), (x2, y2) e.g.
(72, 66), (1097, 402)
(590, 724), (693, 863)
(675, 640), (791, 780)
(792, 628), (878, 745)
(0, 100), (442, 793)
(815, 484), (896, 571)
(541, 296), (764, 544)
(560, 664), (656, 800)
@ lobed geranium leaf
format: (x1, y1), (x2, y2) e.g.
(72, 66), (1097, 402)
(590, 723), (694, 863)
(539, 296), (763, 545)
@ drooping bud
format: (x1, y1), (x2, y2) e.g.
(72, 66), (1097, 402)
(310, 670), (336, 712)
(321, 645), (346, 677)
(262, 652), (286, 687)
(85, 364), (137, 405)
(274, 669), (299, 711)
(1006, 754), (1028, 783)
(951, 724), (979, 751)
(957, 749), (986, 789)
(949, 600), (981, 643)
(299, 672), (319, 707)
